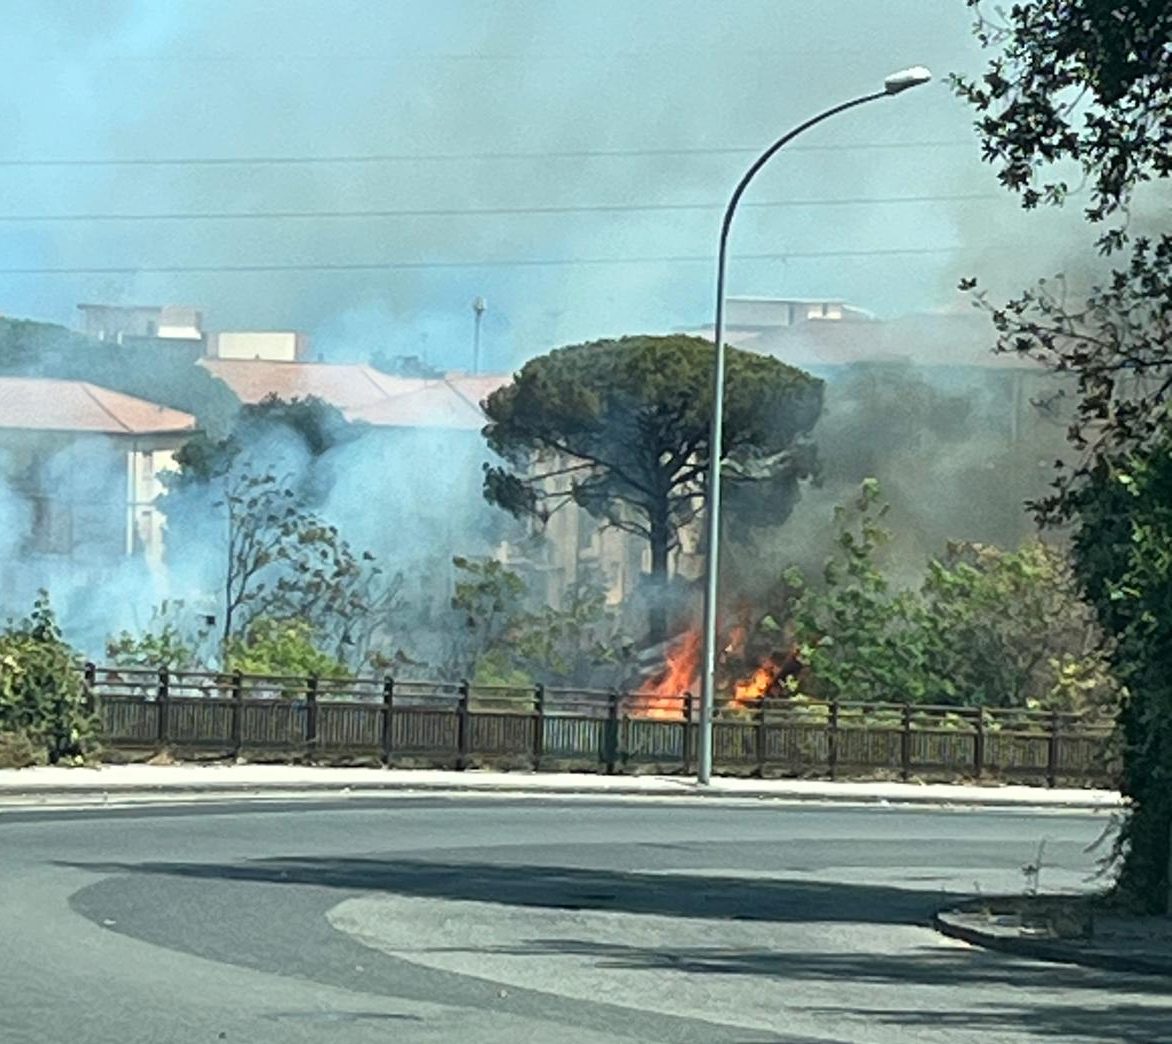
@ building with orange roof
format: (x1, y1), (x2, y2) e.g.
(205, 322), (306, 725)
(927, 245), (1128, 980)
(0, 376), (197, 568)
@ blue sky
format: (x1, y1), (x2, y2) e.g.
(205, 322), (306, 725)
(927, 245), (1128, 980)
(0, 1), (1086, 371)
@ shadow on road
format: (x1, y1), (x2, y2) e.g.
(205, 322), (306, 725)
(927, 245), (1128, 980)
(480, 935), (1167, 991)
(61, 854), (1172, 1041)
(796, 1002), (1172, 1042)
(64, 854), (955, 925)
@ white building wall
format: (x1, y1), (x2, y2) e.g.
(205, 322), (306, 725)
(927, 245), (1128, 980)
(211, 331), (305, 361)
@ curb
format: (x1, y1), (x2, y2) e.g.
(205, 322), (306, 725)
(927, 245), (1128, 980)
(0, 776), (1120, 810)
(934, 910), (1172, 978)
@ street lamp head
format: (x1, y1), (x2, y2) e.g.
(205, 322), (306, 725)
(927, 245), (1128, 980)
(884, 66), (933, 95)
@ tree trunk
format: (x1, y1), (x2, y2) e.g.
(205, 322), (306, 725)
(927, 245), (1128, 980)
(647, 506), (671, 645)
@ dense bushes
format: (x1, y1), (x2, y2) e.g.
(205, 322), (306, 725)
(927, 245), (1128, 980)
(1072, 441), (1172, 911)
(0, 594), (97, 765)
(783, 481), (1118, 715)
(224, 617), (348, 679)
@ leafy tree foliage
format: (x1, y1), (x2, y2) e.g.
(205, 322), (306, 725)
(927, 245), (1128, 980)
(0, 594), (97, 764)
(953, 0), (1172, 226)
(224, 617), (348, 680)
(448, 556), (632, 688)
(1072, 437), (1172, 911)
(106, 601), (212, 670)
(161, 395), (398, 666)
(955, 0), (1172, 909)
(922, 540), (1115, 715)
(786, 481), (930, 705)
(954, 1), (1172, 511)
(217, 468), (393, 658)
(786, 483), (1117, 713)
(482, 334), (822, 641)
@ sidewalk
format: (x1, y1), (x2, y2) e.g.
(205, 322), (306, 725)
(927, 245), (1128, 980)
(0, 763), (1122, 809)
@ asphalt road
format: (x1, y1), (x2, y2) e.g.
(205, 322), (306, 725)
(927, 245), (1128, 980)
(2, 795), (1168, 1044)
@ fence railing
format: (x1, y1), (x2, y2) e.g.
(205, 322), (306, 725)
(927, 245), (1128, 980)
(83, 665), (1117, 786)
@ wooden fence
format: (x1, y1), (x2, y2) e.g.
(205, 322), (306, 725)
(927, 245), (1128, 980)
(84, 665), (1117, 786)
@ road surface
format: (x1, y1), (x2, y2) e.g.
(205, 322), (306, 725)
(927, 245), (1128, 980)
(1, 795), (1167, 1043)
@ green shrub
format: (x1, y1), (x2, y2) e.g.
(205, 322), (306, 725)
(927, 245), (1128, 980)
(0, 594), (98, 763)
(224, 617), (347, 681)
(785, 481), (1119, 714)
(106, 600), (212, 670)
(0, 730), (47, 769)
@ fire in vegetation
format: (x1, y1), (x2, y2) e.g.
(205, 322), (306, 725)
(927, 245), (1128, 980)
(632, 626), (800, 719)
(637, 631), (700, 719)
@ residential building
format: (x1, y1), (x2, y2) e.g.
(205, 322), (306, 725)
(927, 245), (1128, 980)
(207, 330), (311, 362)
(725, 296), (873, 332)
(77, 303), (204, 344)
(197, 357), (649, 613)
(0, 377), (197, 620)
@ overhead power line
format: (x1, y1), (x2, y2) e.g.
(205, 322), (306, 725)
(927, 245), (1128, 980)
(0, 140), (974, 169)
(4, 46), (893, 66)
(0, 193), (996, 223)
(0, 247), (959, 276)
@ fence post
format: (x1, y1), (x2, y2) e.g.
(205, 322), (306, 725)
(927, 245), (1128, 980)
(305, 675), (319, 760)
(1046, 708), (1060, 788)
(604, 689), (621, 775)
(156, 666), (170, 750)
(456, 679), (471, 770)
(756, 700), (768, 779)
(828, 699), (839, 780)
(683, 692), (695, 775)
(83, 662), (97, 717)
(973, 707), (985, 781)
(532, 683), (545, 771)
(900, 703), (912, 782)
(380, 675), (394, 767)
(227, 670), (244, 758)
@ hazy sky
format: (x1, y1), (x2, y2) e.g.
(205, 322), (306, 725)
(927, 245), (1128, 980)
(0, 1), (1087, 371)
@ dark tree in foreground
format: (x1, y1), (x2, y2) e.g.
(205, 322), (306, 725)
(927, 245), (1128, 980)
(955, 0), (1172, 910)
(953, 0), (1172, 228)
(481, 334), (823, 642)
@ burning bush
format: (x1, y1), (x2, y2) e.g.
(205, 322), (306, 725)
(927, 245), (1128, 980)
(632, 481), (1119, 719)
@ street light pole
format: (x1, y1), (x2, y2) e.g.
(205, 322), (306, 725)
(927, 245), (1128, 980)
(696, 68), (932, 784)
(472, 296), (487, 375)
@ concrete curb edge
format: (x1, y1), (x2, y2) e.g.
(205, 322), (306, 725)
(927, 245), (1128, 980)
(934, 909), (1172, 978)
(0, 776), (1120, 810)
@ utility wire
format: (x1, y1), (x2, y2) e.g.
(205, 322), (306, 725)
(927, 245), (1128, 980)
(0, 193), (996, 223)
(0, 247), (959, 276)
(0, 141), (973, 168)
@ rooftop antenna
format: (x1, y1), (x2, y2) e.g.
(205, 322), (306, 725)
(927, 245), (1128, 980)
(472, 296), (487, 374)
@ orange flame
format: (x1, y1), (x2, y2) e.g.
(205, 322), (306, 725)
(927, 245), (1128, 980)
(631, 630), (789, 719)
(731, 661), (777, 710)
(636, 631), (699, 719)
